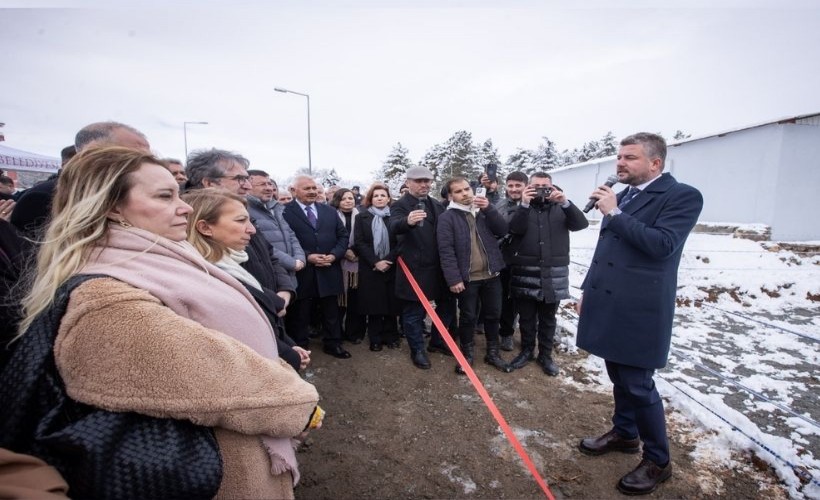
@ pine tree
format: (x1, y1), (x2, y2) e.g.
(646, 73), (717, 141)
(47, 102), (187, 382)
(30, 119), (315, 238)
(322, 168), (341, 187)
(376, 142), (416, 195)
(441, 130), (479, 181)
(532, 136), (560, 171)
(598, 131), (618, 157)
(505, 148), (535, 175)
(475, 138), (501, 175)
(419, 143), (447, 185)
(378, 143), (414, 181)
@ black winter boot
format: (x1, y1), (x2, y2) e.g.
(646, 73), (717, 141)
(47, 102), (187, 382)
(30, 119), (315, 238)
(508, 347), (535, 370)
(499, 335), (514, 352)
(536, 349), (559, 376)
(455, 342), (475, 374)
(484, 341), (512, 373)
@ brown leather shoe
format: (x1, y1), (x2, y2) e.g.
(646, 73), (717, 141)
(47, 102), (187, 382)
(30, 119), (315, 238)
(617, 459), (672, 495)
(578, 429), (641, 456)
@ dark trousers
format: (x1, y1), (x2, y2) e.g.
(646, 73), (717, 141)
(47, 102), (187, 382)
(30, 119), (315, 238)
(400, 294), (456, 352)
(286, 295), (343, 348)
(516, 299), (558, 351)
(341, 288), (367, 341)
(367, 314), (399, 345)
(456, 276), (501, 346)
(605, 360), (670, 465)
(498, 268), (517, 338)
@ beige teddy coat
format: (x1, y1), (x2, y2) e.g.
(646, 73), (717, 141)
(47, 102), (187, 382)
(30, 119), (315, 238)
(55, 278), (320, 499)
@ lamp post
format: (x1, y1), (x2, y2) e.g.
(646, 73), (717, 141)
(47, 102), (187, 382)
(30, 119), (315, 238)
(274, 87), (312, 175)
(183, 121), (208, 159)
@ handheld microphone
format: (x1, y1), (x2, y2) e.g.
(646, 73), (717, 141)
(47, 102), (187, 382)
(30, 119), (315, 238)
(583, 175), (619, 213)
(416, 200), (426, 227)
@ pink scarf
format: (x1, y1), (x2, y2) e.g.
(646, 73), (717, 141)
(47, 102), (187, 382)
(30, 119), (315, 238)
(79, 224), (302, 483)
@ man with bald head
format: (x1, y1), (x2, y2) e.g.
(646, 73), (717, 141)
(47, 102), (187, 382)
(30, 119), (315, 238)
(282, 175), (351, 359)
(11, 121), (150, 235)
(74, 121), (150, 152)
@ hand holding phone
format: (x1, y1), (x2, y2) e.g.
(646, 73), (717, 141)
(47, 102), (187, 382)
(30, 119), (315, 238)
(475, 187), (487, 198)
(485, 163), (498, 183)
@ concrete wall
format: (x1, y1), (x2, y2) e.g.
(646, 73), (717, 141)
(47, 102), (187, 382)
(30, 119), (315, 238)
(546, 121), (820, 241)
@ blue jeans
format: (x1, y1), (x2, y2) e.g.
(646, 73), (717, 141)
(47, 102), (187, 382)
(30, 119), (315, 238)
(456, 276), (501, 346)
(401, 295), (456, 352)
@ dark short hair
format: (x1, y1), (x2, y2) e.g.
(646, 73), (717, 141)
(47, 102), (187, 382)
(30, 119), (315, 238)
(0, 175), (13, 187)
(330, 188), (353, 209)
(621, 132), (667, 168)
(247, 169), (270, 177)
(443, 176), (469, 195)
(61, 145), (77, 164)
(530, 171), (552, 181)
(505, 171), (528, 184)
(185, 148), (250, 190)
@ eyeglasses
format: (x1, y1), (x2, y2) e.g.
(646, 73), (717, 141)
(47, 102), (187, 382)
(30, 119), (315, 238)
(220, 175), (251, 184)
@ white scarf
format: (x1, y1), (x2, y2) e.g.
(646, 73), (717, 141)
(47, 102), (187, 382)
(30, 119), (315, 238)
(447, 201), (478, 216)
(214, 249), (263, 291)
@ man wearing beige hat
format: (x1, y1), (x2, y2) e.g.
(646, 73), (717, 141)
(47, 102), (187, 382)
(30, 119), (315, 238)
(389, 166), (456, 369)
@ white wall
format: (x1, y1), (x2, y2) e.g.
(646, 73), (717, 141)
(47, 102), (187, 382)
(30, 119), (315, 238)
(547, 122), (820, 241)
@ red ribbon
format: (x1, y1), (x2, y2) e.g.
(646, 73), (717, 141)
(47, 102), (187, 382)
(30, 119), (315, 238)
(397, 256), (554, 500)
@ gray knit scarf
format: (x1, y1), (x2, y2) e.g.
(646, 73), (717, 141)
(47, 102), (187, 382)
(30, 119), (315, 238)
(367, 206), (391, 259)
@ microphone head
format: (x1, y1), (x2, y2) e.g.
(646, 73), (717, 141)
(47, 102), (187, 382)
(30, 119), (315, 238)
(605, 174), (619, 187)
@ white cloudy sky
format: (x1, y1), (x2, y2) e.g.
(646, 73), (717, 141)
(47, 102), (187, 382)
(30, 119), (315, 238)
(2, 0), (820, 183)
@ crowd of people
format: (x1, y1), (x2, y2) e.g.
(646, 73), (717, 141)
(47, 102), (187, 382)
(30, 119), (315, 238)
(0, 121), (701, 498)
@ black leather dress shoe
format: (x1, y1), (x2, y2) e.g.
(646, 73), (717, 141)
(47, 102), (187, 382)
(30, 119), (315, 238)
(323, 345), (352, 359)
(578, 429), (641, 456)
(617, 459), (672, 495)
(411, 349), (431, 369)
(369, 342), (383, 352)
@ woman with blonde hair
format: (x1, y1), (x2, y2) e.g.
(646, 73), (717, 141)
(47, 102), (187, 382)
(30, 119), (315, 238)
(1, 147), (320, 499)
(183, 188), (310, 372)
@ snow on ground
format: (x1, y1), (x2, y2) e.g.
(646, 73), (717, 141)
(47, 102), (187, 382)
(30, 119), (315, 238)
(561, 224), (820, 499)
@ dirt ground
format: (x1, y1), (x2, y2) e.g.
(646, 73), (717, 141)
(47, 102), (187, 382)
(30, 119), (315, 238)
(294, 334), (787, 499)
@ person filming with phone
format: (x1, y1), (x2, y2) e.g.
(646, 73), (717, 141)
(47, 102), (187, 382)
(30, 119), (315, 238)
(506, 172), (588, 376)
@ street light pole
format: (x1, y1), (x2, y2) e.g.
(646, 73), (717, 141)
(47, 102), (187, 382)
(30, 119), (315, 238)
(274, 87), (312, 175)
(183, 121), (208, 160)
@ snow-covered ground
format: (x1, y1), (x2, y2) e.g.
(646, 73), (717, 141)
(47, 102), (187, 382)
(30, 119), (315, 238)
(561, 224), (820, 499)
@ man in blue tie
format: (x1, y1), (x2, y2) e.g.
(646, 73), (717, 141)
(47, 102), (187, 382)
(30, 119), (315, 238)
(283, 175), (351, 359)
(576, 133), (703, 495)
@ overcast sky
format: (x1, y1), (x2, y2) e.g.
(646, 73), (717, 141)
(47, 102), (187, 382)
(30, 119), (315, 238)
(2, 0), (820, 184)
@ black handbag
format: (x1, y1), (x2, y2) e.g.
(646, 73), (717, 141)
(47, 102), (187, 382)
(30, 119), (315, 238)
(0, 274), (223, 499)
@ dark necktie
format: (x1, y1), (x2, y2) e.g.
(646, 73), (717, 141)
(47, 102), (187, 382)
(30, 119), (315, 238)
(306, 205), (317, 228)
(619, 187), (640, 208)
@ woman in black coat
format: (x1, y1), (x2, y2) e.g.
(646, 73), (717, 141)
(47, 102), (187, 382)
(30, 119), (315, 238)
(353, 183), (400, 351)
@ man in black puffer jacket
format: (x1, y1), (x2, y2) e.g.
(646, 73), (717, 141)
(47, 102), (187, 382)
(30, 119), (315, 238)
(507, 172), (588, 375)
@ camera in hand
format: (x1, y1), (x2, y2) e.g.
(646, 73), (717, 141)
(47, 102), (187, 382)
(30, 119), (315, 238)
(535, 187), (553, 200)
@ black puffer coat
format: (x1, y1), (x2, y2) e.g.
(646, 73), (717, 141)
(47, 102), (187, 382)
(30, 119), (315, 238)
(508, 200), (588, 303)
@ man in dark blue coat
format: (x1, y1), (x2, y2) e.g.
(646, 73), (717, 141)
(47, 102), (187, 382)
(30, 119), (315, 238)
(283, 175), (351, 359)
(437, 177), (510, 375)
(576, 133), (703, 495)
